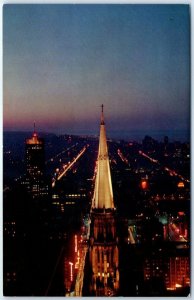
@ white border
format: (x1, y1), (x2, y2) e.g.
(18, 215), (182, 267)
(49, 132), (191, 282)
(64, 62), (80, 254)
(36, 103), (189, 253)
(0, 1), (192, 300)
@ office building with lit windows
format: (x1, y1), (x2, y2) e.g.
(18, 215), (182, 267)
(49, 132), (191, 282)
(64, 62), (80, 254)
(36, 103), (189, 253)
(24, 127), (49, 198)
(144, 255), (190, 292)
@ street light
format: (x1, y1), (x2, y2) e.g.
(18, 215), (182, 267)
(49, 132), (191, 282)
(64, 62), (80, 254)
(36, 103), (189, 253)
(69, 261), (74, 282)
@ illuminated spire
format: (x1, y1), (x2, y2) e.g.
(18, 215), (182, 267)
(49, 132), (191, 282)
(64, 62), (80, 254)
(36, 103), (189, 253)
(92, 105), (114, 209)
(33, 121), (38, 138)
(26, 122), (42, 145)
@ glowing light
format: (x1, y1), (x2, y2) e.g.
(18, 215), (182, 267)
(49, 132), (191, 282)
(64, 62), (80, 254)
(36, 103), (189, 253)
(178, 211), (185, 216)
(75, 235), (77, 253)
(75, 248), (80, 269)
(177, 182), (184, 188)
(75, 262), (79, 269)
(141, 180), (148, 190)
(69, 262), (73, 281)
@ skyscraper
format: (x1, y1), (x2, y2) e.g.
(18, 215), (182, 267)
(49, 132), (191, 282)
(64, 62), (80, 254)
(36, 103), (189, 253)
(26, 124), (44, 179)
(24, 124), (48, 198)
(88, 105), (119, 296)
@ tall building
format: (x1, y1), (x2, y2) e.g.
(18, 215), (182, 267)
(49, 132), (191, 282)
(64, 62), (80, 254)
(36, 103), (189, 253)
(144, 256), (190, 292)
(24, 124), (48, 198)
(26, 124), (44, 178)
(88, 105), (119, 296)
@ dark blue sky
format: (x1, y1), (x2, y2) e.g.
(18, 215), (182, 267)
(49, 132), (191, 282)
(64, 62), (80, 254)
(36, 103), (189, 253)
(3, 4), (190, 139)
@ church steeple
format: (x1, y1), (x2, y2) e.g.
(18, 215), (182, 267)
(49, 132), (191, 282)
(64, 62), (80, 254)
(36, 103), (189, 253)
(92, 105), (114, 209)
(88, 106), (119, 296)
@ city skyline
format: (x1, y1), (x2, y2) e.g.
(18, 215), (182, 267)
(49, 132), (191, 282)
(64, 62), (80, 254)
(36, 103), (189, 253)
(3, 4), (190, 139)
(3, 4), (191, 296)
(3, 105), (190, 296)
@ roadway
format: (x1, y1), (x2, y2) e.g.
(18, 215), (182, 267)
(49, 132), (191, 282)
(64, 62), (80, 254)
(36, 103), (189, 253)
(45, 143), (78, 165)
(138, 150), (190, 183)
(74, 243), (88, 296)
(52, 145), (88, 187)
(117, 149), (130, 166)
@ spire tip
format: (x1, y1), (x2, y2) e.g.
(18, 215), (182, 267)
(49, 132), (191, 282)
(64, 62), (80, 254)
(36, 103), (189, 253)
(100, 105), (105, 125)
(33, 121), (37, 137)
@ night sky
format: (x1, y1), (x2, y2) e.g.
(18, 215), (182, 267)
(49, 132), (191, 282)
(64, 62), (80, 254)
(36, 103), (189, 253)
(3, 4), (190, 140)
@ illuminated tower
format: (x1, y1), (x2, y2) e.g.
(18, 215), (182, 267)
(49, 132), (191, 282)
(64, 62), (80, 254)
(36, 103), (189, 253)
(25, 123), (48, 198)
(89, 105), (119, 296)
(92, 105), (114, 210)
(26, 123), (44, 178)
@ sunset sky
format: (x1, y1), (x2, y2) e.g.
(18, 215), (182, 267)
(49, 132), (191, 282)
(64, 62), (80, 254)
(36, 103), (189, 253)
(3, 4), (190, 140)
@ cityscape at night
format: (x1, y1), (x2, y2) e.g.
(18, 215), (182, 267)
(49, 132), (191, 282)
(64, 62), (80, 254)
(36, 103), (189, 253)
(3, 4), (190, 297)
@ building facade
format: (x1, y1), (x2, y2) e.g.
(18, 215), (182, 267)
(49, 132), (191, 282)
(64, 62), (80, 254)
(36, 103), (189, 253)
(144, 256), (190, 292)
